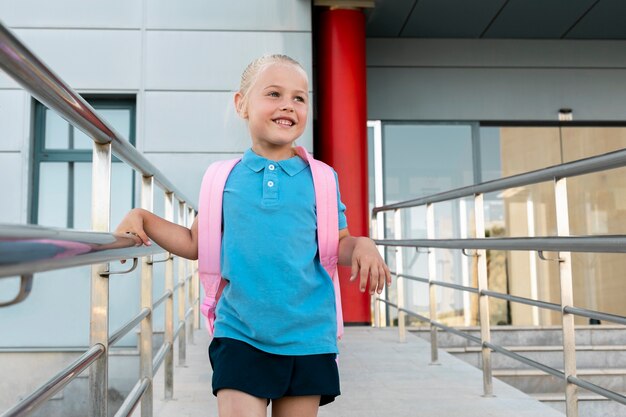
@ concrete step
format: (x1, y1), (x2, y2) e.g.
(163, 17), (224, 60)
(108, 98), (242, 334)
(450, 345), (626, 369)
(410, 325), (626, 349)
(493, 368), (626, 394)
(532, 392), (626, 417)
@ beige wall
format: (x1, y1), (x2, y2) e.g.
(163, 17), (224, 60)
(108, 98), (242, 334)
(500, 127), (626, 325)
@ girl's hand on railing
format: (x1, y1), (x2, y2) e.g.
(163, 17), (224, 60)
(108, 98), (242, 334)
(115, 209), (151, 263)
(115, 208), (152, 246)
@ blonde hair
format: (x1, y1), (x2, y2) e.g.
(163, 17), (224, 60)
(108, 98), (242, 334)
(237, 54), (307, 115)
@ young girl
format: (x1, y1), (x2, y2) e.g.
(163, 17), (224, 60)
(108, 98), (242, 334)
(116, 54), (391, 417)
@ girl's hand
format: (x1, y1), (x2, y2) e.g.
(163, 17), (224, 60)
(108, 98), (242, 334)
(347, 236), (392, 295)
(114, 208), (151, 247)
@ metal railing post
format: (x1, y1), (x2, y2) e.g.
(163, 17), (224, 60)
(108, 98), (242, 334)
(372, 211), (382, 328)
(178, 201), (188, 364)
(426, 203), (439, 364)
(163, 192), (174, 399)
(89, 142), (112, 417)
(370, 120), (386, 328)
(555, 177), (579, 417)
(140, 176), (154, 417)
(475, 193), (493, 396)
(394, 210), (406, 342)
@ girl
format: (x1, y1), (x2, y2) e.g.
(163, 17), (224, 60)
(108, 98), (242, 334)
(116, 54), (391, 417)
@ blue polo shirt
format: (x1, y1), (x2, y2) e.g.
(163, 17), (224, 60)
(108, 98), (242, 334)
(213, 148), (347, 355)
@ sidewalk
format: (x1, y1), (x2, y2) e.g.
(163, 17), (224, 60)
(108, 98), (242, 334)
(143, 327), (564, 417)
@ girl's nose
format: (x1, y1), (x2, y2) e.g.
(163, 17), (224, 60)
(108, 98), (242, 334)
(280, 101), (294, 112)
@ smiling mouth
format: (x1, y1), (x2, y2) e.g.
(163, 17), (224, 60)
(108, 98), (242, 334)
(273, 118), (295, 127)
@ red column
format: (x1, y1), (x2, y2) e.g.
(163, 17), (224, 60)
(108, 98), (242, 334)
(316, 8), (370, 324)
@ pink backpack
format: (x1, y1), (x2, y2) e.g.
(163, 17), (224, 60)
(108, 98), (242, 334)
(197, 146), (344, 339)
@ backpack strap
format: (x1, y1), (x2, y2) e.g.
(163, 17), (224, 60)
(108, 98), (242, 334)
(198, 157), (241, 335)
(294, 146), (344, 339)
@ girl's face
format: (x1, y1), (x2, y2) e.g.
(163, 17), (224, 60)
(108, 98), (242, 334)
(235, 63), (309, 153)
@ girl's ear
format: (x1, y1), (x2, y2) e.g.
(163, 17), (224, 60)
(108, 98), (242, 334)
(234, 92), (248, 119)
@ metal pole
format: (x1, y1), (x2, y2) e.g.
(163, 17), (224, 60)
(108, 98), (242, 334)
(178, 201), (187, 364)
(371, 120), (387, 327)
(459, 199), (471, 326)
(140, 176), (154, 417)
(475, 193), (493, 396)
(555, 177), (579, 417)
(394, 210), (406, 342)
(89, 142), (112, 417)
(163, 192), (174, 399)
(426, 203), (439, 364)
(371, 210), (381, 328)
(527, 197), (540, 325)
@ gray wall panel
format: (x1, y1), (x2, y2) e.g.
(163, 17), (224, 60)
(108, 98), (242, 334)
(367, 38), (626, 122)
(0, 0), (142, 28)
(145, 31), (312, 91)
(143, 91), (313, 154)
(145, 153), (242, 207)
(0, 91), (27, 151)
(0, 29), (142, 90)
(367, 38), (626, 68)
(143, 91), (249, 153)
(0, 153), (23, 223)
(368, 67), (626, 121)
(147, 0), (311, 31)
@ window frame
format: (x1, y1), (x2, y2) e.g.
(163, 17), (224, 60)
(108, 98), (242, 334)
(30, 98), (136, 225)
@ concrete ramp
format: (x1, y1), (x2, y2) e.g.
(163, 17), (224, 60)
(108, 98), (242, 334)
(143, 327), (564, 417)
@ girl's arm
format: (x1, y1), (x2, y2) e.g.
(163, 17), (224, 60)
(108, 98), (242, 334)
(338, 228), (391, 295)
(115, 208), (199, 260)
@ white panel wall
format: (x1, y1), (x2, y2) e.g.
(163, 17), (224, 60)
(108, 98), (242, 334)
(0, 29), (142, 90)
(143, 92), (314, 153)
(0, 153), (24, 224)
(145, 31), (312, 91)
(0, 91), (27, 151)
(146, 0), (312, 31)
(0, 0), (142, 28)
(0, 0), (313, 352)
(367, 38), (626, 121)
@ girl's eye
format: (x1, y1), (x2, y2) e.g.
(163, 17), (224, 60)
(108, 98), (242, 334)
(268, 91), (279, 97)
(295, 96), (306, 103)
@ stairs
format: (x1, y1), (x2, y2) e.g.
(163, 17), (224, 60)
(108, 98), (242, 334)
(411, 326), (626, 417)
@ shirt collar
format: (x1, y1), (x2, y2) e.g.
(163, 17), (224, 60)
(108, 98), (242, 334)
(242, 148), (309, 176)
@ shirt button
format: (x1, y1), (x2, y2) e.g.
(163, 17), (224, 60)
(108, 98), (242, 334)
(267, 181), (274, 187)
(268, 164), (275, 171)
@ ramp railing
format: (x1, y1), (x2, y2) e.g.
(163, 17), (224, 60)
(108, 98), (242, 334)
(372, 141), (626, 417)
(0, 21), (200, 417)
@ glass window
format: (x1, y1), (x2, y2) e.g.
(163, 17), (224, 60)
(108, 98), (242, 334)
(32, 99), (136, 228)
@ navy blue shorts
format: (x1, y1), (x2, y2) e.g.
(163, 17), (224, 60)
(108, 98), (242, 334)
(208, 337), (340, 406)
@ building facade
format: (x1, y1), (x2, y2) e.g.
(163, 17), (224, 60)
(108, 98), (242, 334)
(2, 0), (626, 412)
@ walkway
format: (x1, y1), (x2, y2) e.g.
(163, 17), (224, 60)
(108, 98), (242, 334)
(139, 327), (564, 417)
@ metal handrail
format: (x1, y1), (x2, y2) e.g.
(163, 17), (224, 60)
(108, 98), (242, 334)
(375, 236), (626, 253)
(152, 343), (171, 375)
(109, 308), (151, 347)
(373, 145), (626, 213)
(0, 344), (105, 417)
(0, 224), (165, 278)
(113, 378), (150, 417)
(394, 272), (480, 294)
(0, 22), (193, 205)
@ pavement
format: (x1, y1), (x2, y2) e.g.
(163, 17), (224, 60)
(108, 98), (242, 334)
(136, 327), (565, 417)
